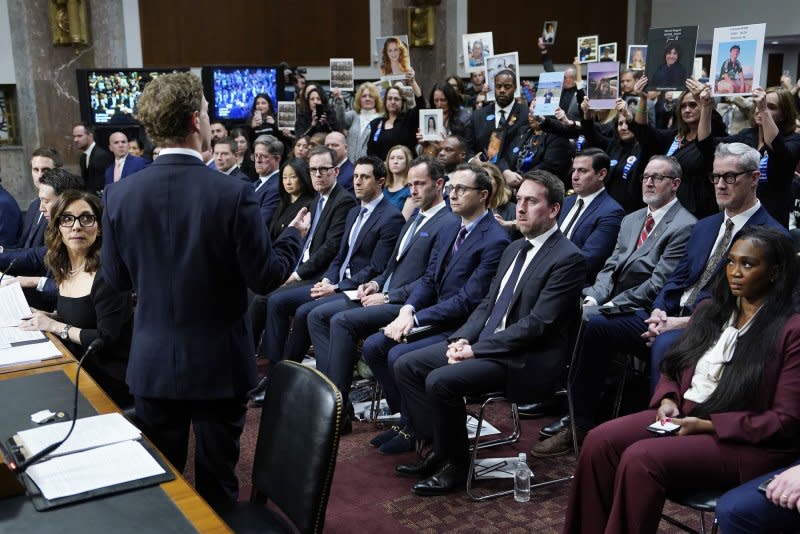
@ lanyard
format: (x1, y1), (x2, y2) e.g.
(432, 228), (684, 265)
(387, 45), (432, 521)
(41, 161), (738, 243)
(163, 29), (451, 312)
(372, 120), (383, 142)
(666, 136), (682, 157)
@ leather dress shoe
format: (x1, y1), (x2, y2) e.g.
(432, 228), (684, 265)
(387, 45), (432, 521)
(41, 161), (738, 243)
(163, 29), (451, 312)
(248, 376), (269, 406)
(539, 414), (570, 438)
(531, 427), (586, 458)
(370, 425), (400, 448)
(517, 398), (563, 419)
(396, 451), (445, 479)
(379, 429), (414, 455)
(412, 463), (468, 496)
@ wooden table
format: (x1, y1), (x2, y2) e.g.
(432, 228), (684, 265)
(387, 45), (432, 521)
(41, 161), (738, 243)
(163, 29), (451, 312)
(0, 361), (232, 533)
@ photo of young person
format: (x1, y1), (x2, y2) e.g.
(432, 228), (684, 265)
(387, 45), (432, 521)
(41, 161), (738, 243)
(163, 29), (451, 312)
(587, 61), (620, 109)
(419, 108), (444, 141)
(377, 35), (412, 80)
(627, 45), (647, 71)
(462, 32), (494, 73)
(542, 21), (557, 44)
(645, 26), (698, 90)
(710, 24), (766, 97)
(578, 35), (599, 63)
(599, 43), (618, 62)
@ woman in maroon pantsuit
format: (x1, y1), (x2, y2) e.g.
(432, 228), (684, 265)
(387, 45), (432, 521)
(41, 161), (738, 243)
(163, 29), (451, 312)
(565, 227), (800, 534)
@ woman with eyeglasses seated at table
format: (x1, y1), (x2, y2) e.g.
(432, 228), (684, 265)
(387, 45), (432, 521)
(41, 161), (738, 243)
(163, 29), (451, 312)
(19, 191), (134, 408)
(564, 226), (800, 534)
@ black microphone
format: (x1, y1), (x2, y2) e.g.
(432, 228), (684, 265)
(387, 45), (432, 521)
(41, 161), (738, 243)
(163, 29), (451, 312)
(12, 338), (105, 473)
(0, 258), (17, 286)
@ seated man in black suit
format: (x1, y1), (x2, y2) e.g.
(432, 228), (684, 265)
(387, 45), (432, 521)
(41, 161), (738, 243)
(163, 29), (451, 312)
(212, 136), (247, 181)
(306, 156), (457, 425)
(252, 135), (283, 224)
(72, 122), (113, 194)
(393, 170), (586, 495)
(362, 163), (510, 454)
(251, 155), (404, 400)
(325, 132), (355, 195)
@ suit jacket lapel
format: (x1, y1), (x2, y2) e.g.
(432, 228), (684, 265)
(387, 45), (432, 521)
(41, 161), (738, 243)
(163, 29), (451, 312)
(352, 200), (383, 251)
(506, 233), (557, 312)
(573, 191), (604, 234)
(443, 215), (488, 278)
(617, 210), (648, 270)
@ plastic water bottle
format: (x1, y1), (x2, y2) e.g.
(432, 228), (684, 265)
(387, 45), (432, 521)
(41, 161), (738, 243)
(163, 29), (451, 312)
(514, 452), (531, 502)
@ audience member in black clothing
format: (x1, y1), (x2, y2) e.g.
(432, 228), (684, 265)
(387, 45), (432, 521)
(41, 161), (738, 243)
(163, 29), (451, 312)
(631, 76), (725, 218)
(231, 127), (256, 181)
(269, 158), (315, 241)
(295, 85), (339, 137)
(292, 135), (311, 161)
(429, 82), (470, 138)
(19, 191), (133, 407)
(503, 106), (573, 187)
(367, 85), (424, 161)
(247, 93), (279, 140)
(697, 81), (800, 227)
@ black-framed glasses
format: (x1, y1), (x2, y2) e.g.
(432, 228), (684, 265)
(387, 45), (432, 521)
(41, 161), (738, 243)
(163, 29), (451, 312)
(309, 166), (334, 175)
(641, 173), (677, 183)
(58, 213), (97, 228)
(444, 184), (481, 197)
(709, 170), (756, 184)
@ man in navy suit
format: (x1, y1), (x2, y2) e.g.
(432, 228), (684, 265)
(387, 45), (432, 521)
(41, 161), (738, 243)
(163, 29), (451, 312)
(558, 148), (624, 280)
(100, 72), (309, 512)
(361, 163), (510, 453)
(252, 135), (283, 223)
(104, 131), (149, 186)
(326, 132), (355, 195)
(393, 170), (586, 495)
(212, 137), (248, 182)
(306, 156), (457, 423)
(255, 155), (404, 374)
(73, 122), (113, 194)
(554, 142), (786, 447)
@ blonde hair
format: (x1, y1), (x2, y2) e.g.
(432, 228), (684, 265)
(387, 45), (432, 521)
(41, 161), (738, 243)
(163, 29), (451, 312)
(354, 82), (384, 114)
(482, 162), (511, 209)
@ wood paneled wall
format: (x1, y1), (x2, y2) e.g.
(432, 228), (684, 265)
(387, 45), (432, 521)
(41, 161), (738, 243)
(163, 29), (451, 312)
(139, 0), (371, 67)
(468, 0), (629, 65)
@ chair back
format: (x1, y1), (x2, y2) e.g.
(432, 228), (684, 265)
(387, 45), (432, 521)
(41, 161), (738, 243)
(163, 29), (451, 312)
(252, 361), (343, 534)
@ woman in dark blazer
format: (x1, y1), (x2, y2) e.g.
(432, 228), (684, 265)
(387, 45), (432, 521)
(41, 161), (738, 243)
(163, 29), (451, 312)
(564, 227), (800, 534)
(269, 158), (315, 241)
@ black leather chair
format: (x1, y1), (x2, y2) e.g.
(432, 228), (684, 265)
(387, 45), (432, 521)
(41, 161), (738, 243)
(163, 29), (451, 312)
(662, 489), (723, 534)
(223, 361), (344, 533)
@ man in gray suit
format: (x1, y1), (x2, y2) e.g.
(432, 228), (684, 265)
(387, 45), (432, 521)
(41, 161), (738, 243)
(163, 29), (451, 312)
(533, 155), (696, 457)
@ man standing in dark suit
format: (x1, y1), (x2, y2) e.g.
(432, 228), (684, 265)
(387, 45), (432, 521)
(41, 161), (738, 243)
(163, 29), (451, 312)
(533, 155), (696, 457)
(73, 122), (113, 194)
(306, 156), (457, 421)
(256, 155), (404, 370)
(393, 170), (586, 494)
(362, 163), (510, 453)
(465, 69), (528, 164)
(104, 131), (149, 186)
(100, 72), (308, 512)
(558, 148), (625, 280)
(326, 132), (355, 194)
(252, 135), (284, 223)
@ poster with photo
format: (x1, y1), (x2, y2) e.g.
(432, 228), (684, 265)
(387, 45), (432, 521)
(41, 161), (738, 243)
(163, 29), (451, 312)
(542, 21), (558, 45)
(587, 62), (620, 109)
(599, 43), (618, 62)
(485, 52), (521, 102)
(277, 101), (296, 130)
(535, 71), (564, 116)
(376, 35), (412, 80)
(645, 26), (698, 91)
(419, 109), (444, 141)
(710, 23), (766, 96)
(578, 35), (599, 63)
(627, 45), (647, 71)
(329, 58), (354, 91)
(462, 32), (494, 73)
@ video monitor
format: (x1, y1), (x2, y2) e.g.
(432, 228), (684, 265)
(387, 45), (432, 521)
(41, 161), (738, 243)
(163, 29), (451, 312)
(77, 68), (188, 125)
(203, 66), (280, 122)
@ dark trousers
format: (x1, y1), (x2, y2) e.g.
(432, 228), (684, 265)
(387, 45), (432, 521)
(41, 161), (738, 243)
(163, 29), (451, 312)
(362, 329), (450, 415)
(134, 396), (247, 513)
(564, 409), (795, 534)
(258, 282), (314, 361)
(716, 461), (800, 534)
(649, 328), (683, 391)
(394, 341), (506, 464)
(307, 299), (401, 401)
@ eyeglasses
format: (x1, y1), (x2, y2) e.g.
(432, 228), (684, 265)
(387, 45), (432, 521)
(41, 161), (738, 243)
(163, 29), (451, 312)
(58, 213), (97, 228)
(709, 170), (755, 184)
(309, 166), (334, 175)
(641, 173), (677, 183)
(444, 184), (481, 197)
(252, 153), (273, 161)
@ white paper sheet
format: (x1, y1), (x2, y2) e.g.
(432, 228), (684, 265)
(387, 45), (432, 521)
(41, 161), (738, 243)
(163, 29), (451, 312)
(16, 413), (141, 459)
(0, 338), (62, 367)
(26, 440), (165, 500)
(0, 282), (33, 327)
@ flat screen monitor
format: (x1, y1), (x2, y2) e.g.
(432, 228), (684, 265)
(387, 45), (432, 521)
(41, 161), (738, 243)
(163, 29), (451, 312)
(77, 68), (188, 125)
(203, 66), (280, 122)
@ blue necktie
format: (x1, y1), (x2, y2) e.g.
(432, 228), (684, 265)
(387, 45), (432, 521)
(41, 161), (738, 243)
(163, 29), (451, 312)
(479, 242), (533, 339)
(384, 213), (425, 292)
(297, 196), (324, 268)
(452, 226), (468, 255)
(339, 207), (369, 282)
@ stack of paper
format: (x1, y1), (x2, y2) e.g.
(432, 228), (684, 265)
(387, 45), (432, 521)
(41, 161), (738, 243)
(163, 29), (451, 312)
(0, 282), (63, 366)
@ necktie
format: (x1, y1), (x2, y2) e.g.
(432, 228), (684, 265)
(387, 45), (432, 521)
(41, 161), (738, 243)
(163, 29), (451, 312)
(113, 159), (123, 182)
(562, 198), (585, 238)
(339, 207), (369, 281)
(298, 196), (325, 267)
(684, 219), (735, 307)
(80, 153), (88, 172)
(451, 225), (468, 255)
(384, 213), (425, 292)
(636, 213), (655, 249)
(479, 241), (534, 339)
(498, 109), (507, 129)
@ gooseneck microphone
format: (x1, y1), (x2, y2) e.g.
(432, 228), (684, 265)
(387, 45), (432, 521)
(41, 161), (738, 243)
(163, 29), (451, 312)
(12, 338), (105, 473)
(0, 258), (18, 286)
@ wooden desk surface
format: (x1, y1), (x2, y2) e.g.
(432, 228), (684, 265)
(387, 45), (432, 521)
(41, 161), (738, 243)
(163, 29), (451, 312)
(0, 362), (233, 534)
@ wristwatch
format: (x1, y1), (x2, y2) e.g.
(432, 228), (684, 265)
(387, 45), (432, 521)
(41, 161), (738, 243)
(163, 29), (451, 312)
(59, 324), (71, 340)
(383, 293), (390, 304)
